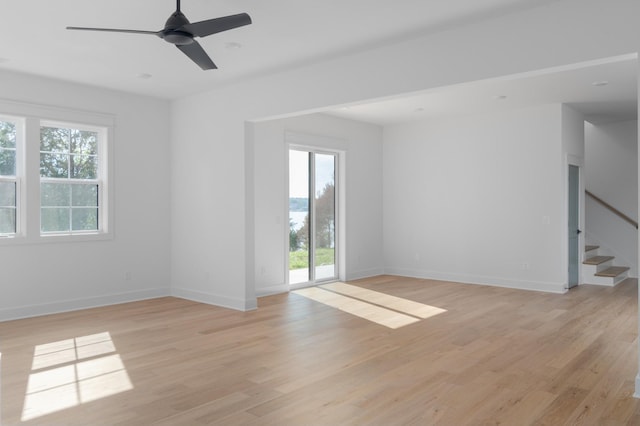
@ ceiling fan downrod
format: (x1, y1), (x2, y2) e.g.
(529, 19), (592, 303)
(162, 0), (192, 45)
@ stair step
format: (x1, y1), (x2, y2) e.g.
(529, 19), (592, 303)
(595, 266), (630, 278)
(583, 255), (614, 265)
(585, 245), (599, 252)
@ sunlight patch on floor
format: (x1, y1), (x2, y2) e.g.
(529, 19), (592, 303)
(321, 282), (447, 319)
(293, 284), (446, 329)
(21, 332), (133, 421)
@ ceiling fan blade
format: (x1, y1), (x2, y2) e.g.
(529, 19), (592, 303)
(176, 41), (217, 70)
(66, 26), (160, 36)
(181, 13), (252, 38)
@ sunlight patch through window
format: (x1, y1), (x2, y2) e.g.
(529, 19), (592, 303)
(21, 332), (133, 421)
(321, 282), (447, 319)
(293, 283), (446, 329)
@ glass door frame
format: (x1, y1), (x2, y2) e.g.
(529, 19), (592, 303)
(286, 144), (340, 289)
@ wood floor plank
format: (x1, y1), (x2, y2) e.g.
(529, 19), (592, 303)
(0, 277), (639, 425)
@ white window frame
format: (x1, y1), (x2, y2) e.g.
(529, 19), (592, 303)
(0, 177), (20, 237)
(0, 100), (114, 245)
(0, 115), (23, 238)
(39, 121), (106, 237)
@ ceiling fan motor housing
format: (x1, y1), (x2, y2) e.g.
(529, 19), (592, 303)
(162, 12), (194, 45)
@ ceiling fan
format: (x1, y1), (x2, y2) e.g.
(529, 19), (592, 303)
(66, 0), (252, 70)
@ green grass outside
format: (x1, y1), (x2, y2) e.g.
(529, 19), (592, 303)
(289, 248), (335, 270)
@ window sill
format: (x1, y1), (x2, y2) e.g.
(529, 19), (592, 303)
(0, 231), (113, 246)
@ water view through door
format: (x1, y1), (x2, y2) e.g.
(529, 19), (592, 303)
(288, 149), (337, 285)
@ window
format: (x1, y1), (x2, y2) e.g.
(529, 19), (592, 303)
(0, 100), (113, 243)
(40, 124), (101, 234)
(0, 118), (17, 235)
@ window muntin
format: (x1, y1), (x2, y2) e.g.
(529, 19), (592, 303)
(40, 126), (98, 179)
(0, 180), (17, 234)
(40, 124), (102, 235)
(41, 182), (99, 233)
(0, 119), (17, 235)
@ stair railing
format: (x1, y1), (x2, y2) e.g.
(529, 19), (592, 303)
(585, 190), (638, 230)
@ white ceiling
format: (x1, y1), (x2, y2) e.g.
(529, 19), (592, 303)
(327, 56), (638, 126)
(0, 0), (636, 125)
(2, 0), (560, 99)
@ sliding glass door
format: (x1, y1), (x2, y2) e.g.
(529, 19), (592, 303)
(288, 148), (337, 285)
(288, 149), (310, 284)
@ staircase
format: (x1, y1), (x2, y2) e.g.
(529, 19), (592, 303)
(582, 244), (630, 286)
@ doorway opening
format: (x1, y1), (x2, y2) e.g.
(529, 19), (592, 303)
(288, 148), (338, 286)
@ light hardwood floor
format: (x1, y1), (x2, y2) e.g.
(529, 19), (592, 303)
(1, 275), (639, 425)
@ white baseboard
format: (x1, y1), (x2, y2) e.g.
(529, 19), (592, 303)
(0, 288), (171, 322)
(254, 267), (386, 297)
(256, 267), (566, 296)
(345, 267), (386, 282)
(171, 287), (257, 311)
(255, 284), (289, 297)
(383, 267), (567, 294)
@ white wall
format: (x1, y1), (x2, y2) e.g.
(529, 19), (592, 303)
(382, 105), (566, 292)
(0, 70), (172, 321)
(171, 0), (640, 310)
(585, 120), (638, 276)
(252, 114), (383, 296)
(170, 92), (255, 310)
(586, 120), (638, 219)
(562, 106), (586, 160)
